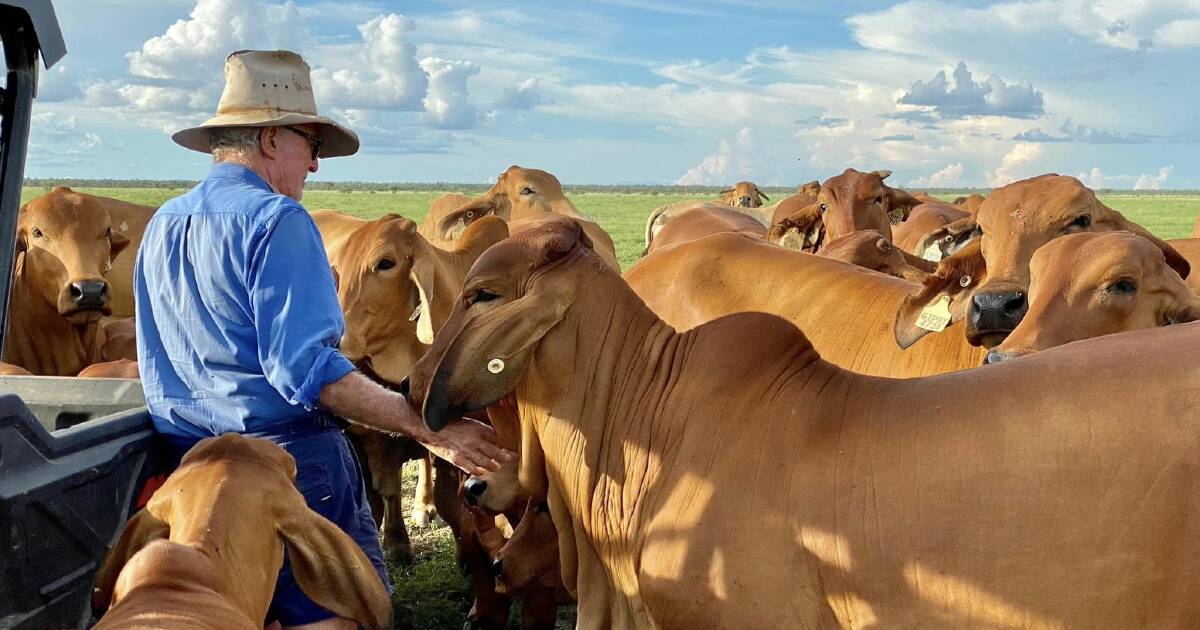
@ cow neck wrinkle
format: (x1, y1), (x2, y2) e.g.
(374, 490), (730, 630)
(518, 264), (825, 546)
(4, 260), (100, 375)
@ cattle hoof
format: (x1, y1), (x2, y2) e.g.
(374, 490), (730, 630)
(410, 505), (441, 528)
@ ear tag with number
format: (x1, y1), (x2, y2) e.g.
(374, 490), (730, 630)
(916, 296), (953, 332)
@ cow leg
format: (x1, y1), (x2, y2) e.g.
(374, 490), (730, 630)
(463, 521), (511, 630)
(411, 453), (439, 527)
(382, 460), (413, 565)
(520, 581), (560, 630)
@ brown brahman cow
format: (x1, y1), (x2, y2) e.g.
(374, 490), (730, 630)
(91, 434), (390, 630)
(406, 218), (1200, 630)
(643, 206), (765, 256)
(815, 230), (932, 282)
(911, 174), (1187, 349)
(716, 181), (768, 208)
(953, 193), (986, 214)
(986, 232), (1200, 363)
(4, 187), (131, 375)
(417, 193), (474, 250)
(312, 210), (508, 559)
(815, 168), (922, 242)
(429, 166), (620, 269)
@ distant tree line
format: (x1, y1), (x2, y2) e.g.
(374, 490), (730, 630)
(23, 178), (1192, 196)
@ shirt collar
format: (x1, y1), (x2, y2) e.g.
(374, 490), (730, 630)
(207, 162), (273, 192)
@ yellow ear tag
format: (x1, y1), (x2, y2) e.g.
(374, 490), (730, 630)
(916, 296), (952, 332)
(487, 358), (505, 374)
(922, 243), (943, 262)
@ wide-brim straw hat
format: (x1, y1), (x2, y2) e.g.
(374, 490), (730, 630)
(172, 49), (359, 158)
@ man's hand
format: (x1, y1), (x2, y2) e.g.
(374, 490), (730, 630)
(416, 418), (513, 476)
(319, 371), (513, 476)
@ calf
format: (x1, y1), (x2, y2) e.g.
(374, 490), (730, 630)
(988, 231), (1200, 362)
(91, 434), (390, 630)
(717, 181), (768, 208)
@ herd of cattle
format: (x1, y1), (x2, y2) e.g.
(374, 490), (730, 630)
(13, 164), (1200, 628)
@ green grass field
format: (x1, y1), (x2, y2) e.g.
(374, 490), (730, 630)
(20, 186), (1200, 271)
(18, 184), (1200, 628)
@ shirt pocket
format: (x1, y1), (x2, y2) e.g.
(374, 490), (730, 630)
(294, 462), (335, 519)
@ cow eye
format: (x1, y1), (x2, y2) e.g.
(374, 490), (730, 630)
(376, 258), (396, 271)
(473, 289), (500, 303)
(818, 203), (827, 214)
(1109, 279), (1136, 294)
(520, 186), (535, 196)
(1069, 215), (1092, 230)
(31, 227), (43, 239)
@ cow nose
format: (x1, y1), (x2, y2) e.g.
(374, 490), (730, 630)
(463, 477), (487, 507)
(70, 281), (108, 309)
(491, 559), (504, 578)
(970, 290), (1027, 333)
(738, 196), (752, 207)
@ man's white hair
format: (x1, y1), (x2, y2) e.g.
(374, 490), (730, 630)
(209, 126), (262, 162)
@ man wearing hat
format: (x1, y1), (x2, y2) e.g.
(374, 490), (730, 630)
(134, 50), (510, 628)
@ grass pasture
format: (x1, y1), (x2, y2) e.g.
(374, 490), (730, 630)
(18, 183), (1200, 628)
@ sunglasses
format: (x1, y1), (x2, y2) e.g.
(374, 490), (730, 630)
(282, 126), (323, 160)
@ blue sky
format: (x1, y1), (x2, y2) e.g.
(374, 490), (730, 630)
(22, 0), (1200, 188)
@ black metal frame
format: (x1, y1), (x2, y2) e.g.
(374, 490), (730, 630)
(0, 0), (65, 353)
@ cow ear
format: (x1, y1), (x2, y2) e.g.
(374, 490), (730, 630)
(757, 188), (770, 202)
(529, 218), (590, 270)
(91, 508), (170, 616)
(436, 197), (497, 241)
(894, 240), (986, 349)
(275, 492), (392, 630)
(109, 230), (131, 261)
(885, 186), (922, 222)
(719, 187), (734, 195)
(410, 255), (438, 345)
(873, 169), (893, 180)
(1168, 296), (1200, 326)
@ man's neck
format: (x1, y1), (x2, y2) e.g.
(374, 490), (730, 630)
(214, 156), (278, 194)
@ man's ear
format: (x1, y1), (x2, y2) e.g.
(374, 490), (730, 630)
(92, 509), (170, 616)
(276, 495), (393, 630)
(894, 240), (986, 349)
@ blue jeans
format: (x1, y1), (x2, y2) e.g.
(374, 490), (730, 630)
(164, 417), (392, 626)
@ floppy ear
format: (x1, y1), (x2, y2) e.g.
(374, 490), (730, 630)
(873, 169), (893, 180)
(91, 508), (170, 615)
(885, 186), (922, 223)
(276, 496), (392, 630)
(1168, 295), (1200, 325)
(436, 197), (497, 241)
(108, 230), (131, 264)
(409, 252), (438, 345)
(916, 216), (978, 262)
(756, 188), (770, 203)
(453, 215), (510, 259)
(719, 187), (734, 195)
(894, 240), (987, 349)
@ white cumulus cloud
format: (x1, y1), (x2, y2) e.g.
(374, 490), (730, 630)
(311, 14), (428, 111)
(419, 57), (480, 129)
(1134, 165), (1173, 190)
(909, 163), (966, 188)
(989, 142), (1044, 187)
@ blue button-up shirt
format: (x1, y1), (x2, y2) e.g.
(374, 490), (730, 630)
(134, 163), (355, 440)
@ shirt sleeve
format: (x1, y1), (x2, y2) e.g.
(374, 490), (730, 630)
(246, 207), (355, 409)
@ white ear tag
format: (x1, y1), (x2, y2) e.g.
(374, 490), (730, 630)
(922, 243), (943, 262)
(916, 295), (953, 333)
(487, 358), (505, 374)
(409, 302), (423, 322)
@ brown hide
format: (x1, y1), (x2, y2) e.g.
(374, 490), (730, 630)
(817, 168), (921, 242)
(406, 218), (1200, 629)
(891, 202), (972, 258)
(818, 230), (932, 282)
(92, 434), (390, 630)
(643, 206), (766, 256)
